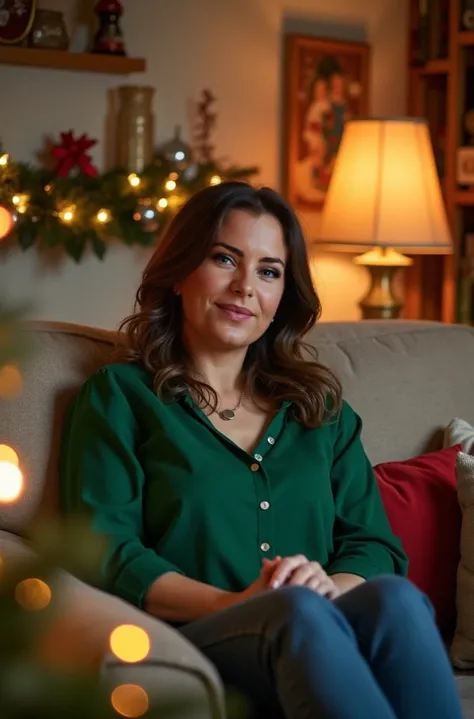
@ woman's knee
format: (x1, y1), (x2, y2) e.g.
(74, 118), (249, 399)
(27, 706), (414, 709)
(366, 575), (432, 618)
(261, 585), (335, 635)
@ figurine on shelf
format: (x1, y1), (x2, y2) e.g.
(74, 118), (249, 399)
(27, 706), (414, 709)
(92, 0), (126, 56)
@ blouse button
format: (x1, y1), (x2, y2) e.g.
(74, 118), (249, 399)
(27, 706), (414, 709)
(254, 453), (263, 462)
(260, 542), (270, 552)
(260, 501), (270, 510)
(250, 463), (260, 472)
(267, 437), (275, 445)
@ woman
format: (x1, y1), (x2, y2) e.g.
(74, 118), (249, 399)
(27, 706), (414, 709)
(60, 182), (462, 719)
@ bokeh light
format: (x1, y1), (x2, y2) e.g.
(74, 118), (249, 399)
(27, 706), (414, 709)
(15, 578), (52, 611)
(0, 461), (23, 502)
(0, 445), (19, 466)
(97, 209), (110, 224)
(128, 174), (141, 188)
(111, 684), (149, 718)
(0, 206), (13, 240)
(109, 625), (151, 663)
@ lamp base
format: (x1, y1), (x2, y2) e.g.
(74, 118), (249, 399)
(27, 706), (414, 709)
(354, 248), (413, 320)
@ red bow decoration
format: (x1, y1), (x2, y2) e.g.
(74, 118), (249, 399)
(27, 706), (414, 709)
(51, 131), (99, 178)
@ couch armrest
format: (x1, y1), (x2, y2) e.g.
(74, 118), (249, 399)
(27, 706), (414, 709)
(0, 532), (225, 719)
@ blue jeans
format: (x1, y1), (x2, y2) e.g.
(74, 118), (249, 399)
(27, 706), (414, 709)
(179, 576), (462, 719)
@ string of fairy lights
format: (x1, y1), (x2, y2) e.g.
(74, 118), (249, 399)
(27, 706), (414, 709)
(0, 147), (257, 261)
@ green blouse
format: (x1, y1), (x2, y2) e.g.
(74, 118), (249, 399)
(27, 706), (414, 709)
(59, 362), (408, 609)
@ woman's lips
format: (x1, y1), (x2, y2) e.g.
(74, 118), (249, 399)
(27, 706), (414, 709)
(216, 303), (254, 321)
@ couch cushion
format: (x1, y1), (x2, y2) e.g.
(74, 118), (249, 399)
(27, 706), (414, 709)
(374, 445), (462, 637)
(0, 322), (116, 536)
(307, 320), (474, 464)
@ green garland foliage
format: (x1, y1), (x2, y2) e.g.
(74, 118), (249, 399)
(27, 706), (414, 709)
(0, 148), (259, 262)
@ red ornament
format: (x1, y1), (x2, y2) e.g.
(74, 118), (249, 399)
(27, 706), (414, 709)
(51, 131), (98, 178)
(95, 0), (122, 12)
(93, 0), (126, 56)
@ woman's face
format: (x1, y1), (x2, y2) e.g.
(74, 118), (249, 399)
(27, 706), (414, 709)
(176, 209), (287, 353)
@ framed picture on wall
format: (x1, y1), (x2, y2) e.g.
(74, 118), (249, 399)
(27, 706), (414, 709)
(283, 35), (370, 211)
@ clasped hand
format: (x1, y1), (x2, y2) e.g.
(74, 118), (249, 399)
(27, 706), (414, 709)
(242, 554), (340, 602)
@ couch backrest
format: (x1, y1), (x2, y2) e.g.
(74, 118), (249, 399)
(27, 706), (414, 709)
(305, 320), (474, 463)
(0, 322), (115, 536)
(2, 319), (474, 537)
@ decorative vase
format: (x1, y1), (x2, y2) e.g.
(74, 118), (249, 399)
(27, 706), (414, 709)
(92, 0), (125, 55)
(115, 86), (155, 173)
(28, 9), (69, 50)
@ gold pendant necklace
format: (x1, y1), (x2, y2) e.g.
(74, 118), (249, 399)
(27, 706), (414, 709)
(218, 391), (245, 421)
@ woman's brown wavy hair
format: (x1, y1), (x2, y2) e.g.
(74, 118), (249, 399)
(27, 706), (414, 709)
(118, 181), (341, 427)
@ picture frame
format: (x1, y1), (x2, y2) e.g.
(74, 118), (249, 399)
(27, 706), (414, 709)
(283, 34), (370, 211)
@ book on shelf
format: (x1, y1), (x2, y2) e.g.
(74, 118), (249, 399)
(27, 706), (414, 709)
(457, 233), (474, 325)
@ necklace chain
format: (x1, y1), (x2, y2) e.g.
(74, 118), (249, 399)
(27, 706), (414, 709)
(218, 390), (245, 421)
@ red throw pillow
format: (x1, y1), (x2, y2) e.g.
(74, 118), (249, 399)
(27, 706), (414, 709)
(374, 444), (462, 638)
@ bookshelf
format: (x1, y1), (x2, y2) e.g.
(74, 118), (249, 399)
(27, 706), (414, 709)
(404, 0), (474, 324)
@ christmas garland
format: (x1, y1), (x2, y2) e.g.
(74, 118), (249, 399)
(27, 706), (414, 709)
(0, 133), (259, 262)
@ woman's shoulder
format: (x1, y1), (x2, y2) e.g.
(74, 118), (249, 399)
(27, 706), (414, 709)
(322, 394), (354, 421)
(79, 361), (154, 399)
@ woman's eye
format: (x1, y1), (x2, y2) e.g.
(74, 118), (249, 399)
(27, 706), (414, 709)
(260, 267), (281, 279)
(212, 253), (235, 266)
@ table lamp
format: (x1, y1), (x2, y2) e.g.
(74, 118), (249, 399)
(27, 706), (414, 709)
(318, 118), (452, 319)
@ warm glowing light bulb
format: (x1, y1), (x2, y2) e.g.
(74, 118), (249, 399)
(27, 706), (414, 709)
(111, 684), (149, 718)
(157, 198), (168, 210)
(0, 461), (23, 503)
(0, 154), (8, 166)
(97, 209), (110, 223)
(209, 175), (222, 186)
(109, 625), (151, 663)
(128, 173), (141, 188)
(12, 193), (29, 215)
(61, 208), (75, 223)
(165, 179), (177, 191)
(0, 445), (19, 466)
(169, 172), (178, 181)
(15, 578), (52, 611)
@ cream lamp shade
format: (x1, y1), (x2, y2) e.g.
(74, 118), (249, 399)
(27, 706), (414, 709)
(319, 117), (452, 256)
(318, 117), (452, 319)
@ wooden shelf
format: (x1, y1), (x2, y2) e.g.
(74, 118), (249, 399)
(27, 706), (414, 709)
(420, 58), (450, 75)
(455, 190), (474, 206)
(458, 31), (474, 46)
(0, 45), (146, 75)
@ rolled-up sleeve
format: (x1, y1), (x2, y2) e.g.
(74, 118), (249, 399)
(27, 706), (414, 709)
(326, 401), (408, 579)
(60, 368), (184, 608)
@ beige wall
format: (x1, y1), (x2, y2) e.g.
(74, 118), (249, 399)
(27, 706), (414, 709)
(0, 0), (408, 328)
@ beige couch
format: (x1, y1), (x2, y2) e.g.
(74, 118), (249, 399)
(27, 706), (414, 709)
(2, 319), (474, 717)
